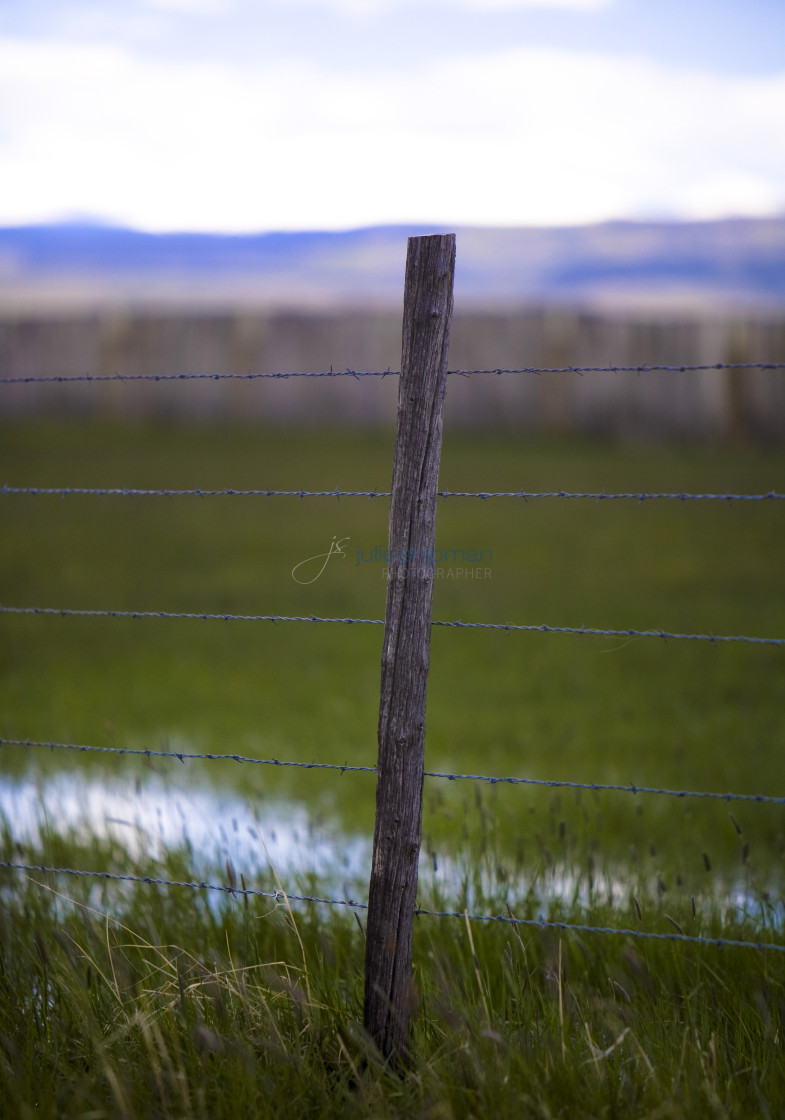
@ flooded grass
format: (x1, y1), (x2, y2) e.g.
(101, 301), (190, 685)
(1, 828), (783, 1119)
(1, 421), (784, 1115)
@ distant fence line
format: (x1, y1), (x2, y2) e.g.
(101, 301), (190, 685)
(2, 308), (785, 438)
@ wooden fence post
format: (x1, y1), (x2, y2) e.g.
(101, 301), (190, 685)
(363, 233), (456, 1063)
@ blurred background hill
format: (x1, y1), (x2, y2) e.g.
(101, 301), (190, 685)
(1, 217), (784, 313)
(1, 218), (783, 439)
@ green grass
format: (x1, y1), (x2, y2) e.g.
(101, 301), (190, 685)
(1, 835), (783, 1119)
(1, 419), (784, 1116)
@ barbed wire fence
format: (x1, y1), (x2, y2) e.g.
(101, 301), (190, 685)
(0, 605), (782, 645)
(1, 292), (784, 967)
(3, 483), (785, 500)
(1, 858), (783, 954)
(2, 360), (784, 384)
(4, 736), (785, 803)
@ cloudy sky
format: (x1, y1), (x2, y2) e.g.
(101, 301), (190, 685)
(1, 0), (784, 232)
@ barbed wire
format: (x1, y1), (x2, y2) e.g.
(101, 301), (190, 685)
(425, 770), (785, 802)
(0, 370), (393, 385)
(451, 362), (785, 376)
(439, 490), (785, 502)
(1, 361), (784, 386)
(420, 907), (785, 952)
(1, 604), (782, 646)
(4, 736), (784, 805)
(0, 605), (384, 625)
(432, 619), (785, 645)
(0, 860), (362, 909)
(3, 484), (784, 503)
(0, 737), (376, 776)
(1, 861), (782, 953)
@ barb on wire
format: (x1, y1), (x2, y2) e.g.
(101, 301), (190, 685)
(1, 861), (782, 953)
(1, 361), (784, 386)
(3, 484), (784, 503)
(1, 605), (782, 646)
(3, 737), (785, 805)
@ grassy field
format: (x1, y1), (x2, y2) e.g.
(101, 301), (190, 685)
(1, 419), (784, 1117)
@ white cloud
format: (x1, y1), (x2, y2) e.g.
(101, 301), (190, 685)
(273, 0), (611, 11)
(0, 35), (782, 231)
(679, 171), (782, 220)
(463, 0), (611, 6)
(142, 0), (236, 13)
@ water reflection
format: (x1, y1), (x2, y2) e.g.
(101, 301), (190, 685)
(0, 772), (370, 887)
(1, 772), (778, 928)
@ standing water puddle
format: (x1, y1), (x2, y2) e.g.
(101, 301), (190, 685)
(0, 772), (778, 926)
(0, 772), (370, 891)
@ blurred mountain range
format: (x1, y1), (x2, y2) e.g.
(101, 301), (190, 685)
(0, 217), (783, 313)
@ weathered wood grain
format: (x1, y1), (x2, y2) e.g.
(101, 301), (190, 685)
(363, 233), (456, 1062)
